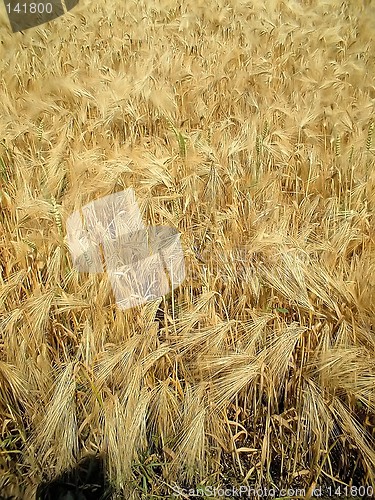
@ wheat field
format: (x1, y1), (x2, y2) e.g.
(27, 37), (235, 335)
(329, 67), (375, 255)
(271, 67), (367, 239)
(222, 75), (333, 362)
(0, 0), (375, 498)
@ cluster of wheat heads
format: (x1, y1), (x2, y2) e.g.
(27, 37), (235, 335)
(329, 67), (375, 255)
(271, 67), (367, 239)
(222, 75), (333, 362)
(0, 0), (375, 498)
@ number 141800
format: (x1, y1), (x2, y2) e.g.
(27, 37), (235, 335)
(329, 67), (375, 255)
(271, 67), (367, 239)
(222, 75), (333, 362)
(6, 3), (53, 14)
(315, 485), (374, 497)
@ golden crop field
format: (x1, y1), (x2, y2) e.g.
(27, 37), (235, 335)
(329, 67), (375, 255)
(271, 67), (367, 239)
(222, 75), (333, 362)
(0, 0), (375, 498)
